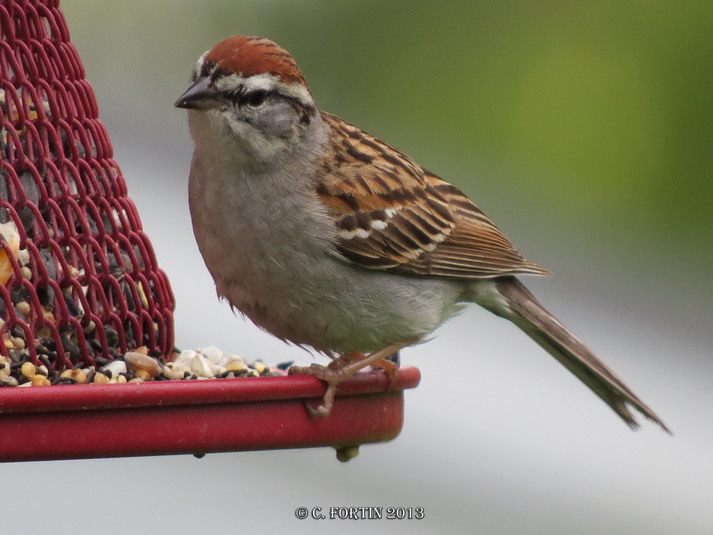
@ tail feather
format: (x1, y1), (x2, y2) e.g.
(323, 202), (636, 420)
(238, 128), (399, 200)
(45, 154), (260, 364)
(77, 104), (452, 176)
(482, 277), (670, 433)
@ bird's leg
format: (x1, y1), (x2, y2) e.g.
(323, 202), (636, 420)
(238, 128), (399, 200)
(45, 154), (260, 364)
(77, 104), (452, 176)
(326, 351), (364, 369)
(327, 350), (399, 385)
(289, 341), (414, 418)
(371, 350), (400, 390)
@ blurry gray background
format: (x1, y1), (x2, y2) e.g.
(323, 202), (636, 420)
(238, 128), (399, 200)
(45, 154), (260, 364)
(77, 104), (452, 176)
(3, 1), (712, 534)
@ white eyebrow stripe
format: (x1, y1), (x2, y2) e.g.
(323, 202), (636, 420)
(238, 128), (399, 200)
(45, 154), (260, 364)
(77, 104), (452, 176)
(211, 72), (313, 106)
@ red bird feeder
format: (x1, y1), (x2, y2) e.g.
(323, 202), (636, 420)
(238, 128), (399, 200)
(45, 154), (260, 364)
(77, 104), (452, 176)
(0, 0), (419, 462)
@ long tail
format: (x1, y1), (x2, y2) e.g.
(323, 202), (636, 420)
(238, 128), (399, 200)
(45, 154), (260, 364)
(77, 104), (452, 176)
(478, 276), (670, 433)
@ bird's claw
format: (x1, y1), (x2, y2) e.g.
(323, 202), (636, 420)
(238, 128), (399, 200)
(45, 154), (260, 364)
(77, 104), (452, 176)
(288, 341), (412, 419)
(290, 364), (341, 418)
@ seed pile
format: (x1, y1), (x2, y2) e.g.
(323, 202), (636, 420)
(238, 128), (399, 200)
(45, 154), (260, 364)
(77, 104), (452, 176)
(0, 345), (290, 387)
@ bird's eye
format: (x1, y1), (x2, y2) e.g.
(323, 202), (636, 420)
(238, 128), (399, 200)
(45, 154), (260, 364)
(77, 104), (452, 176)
(246, 90), (268, 107)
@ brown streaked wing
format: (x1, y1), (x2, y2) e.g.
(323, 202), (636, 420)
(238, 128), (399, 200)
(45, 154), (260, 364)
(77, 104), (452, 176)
(317, 112), (550, 279)
(395, 171), (551, 278)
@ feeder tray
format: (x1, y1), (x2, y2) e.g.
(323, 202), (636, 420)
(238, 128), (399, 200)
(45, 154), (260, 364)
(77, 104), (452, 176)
(0, 0), (420, 462)
(0, 366), (421, 463)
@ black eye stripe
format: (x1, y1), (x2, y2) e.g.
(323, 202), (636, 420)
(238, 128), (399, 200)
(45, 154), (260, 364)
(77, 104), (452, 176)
(230, 88), (275, 108)
(200, 61), (216, 79)
(215, 82), (313, 116)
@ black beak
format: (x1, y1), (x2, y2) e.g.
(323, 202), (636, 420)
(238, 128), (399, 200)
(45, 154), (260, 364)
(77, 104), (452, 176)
(175, 77), (221, 110)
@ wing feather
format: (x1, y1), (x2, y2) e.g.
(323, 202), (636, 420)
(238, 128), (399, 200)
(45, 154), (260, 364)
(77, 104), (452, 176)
(317, 112), (550, 279)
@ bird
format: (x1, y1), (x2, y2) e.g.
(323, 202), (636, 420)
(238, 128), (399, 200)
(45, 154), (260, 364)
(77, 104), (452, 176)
(175, 35), (668, 431)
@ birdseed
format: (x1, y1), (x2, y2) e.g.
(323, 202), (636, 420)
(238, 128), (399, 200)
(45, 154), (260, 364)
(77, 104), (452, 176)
(0, 345), (285, 387)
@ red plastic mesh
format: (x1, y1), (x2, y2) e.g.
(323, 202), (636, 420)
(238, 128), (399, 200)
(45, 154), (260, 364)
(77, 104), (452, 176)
(0, 0), (175, 372)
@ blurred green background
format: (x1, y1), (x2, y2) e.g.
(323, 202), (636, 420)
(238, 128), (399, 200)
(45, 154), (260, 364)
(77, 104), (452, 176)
(64, 0), (713, 329)
(17, 3), (707, 535)
(68, 1), (713, 248)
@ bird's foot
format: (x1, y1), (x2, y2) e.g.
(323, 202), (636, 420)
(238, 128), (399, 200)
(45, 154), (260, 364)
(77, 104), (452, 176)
(288, 343), (412, 418)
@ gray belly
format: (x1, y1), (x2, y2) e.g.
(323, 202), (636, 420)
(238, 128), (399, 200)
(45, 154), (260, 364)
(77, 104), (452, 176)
(189, 157), (464, 354)
(215, 251), (465, 353)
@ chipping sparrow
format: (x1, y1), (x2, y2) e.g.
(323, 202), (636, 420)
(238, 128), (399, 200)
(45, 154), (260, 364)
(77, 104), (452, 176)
(175, 36), (668, 431)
